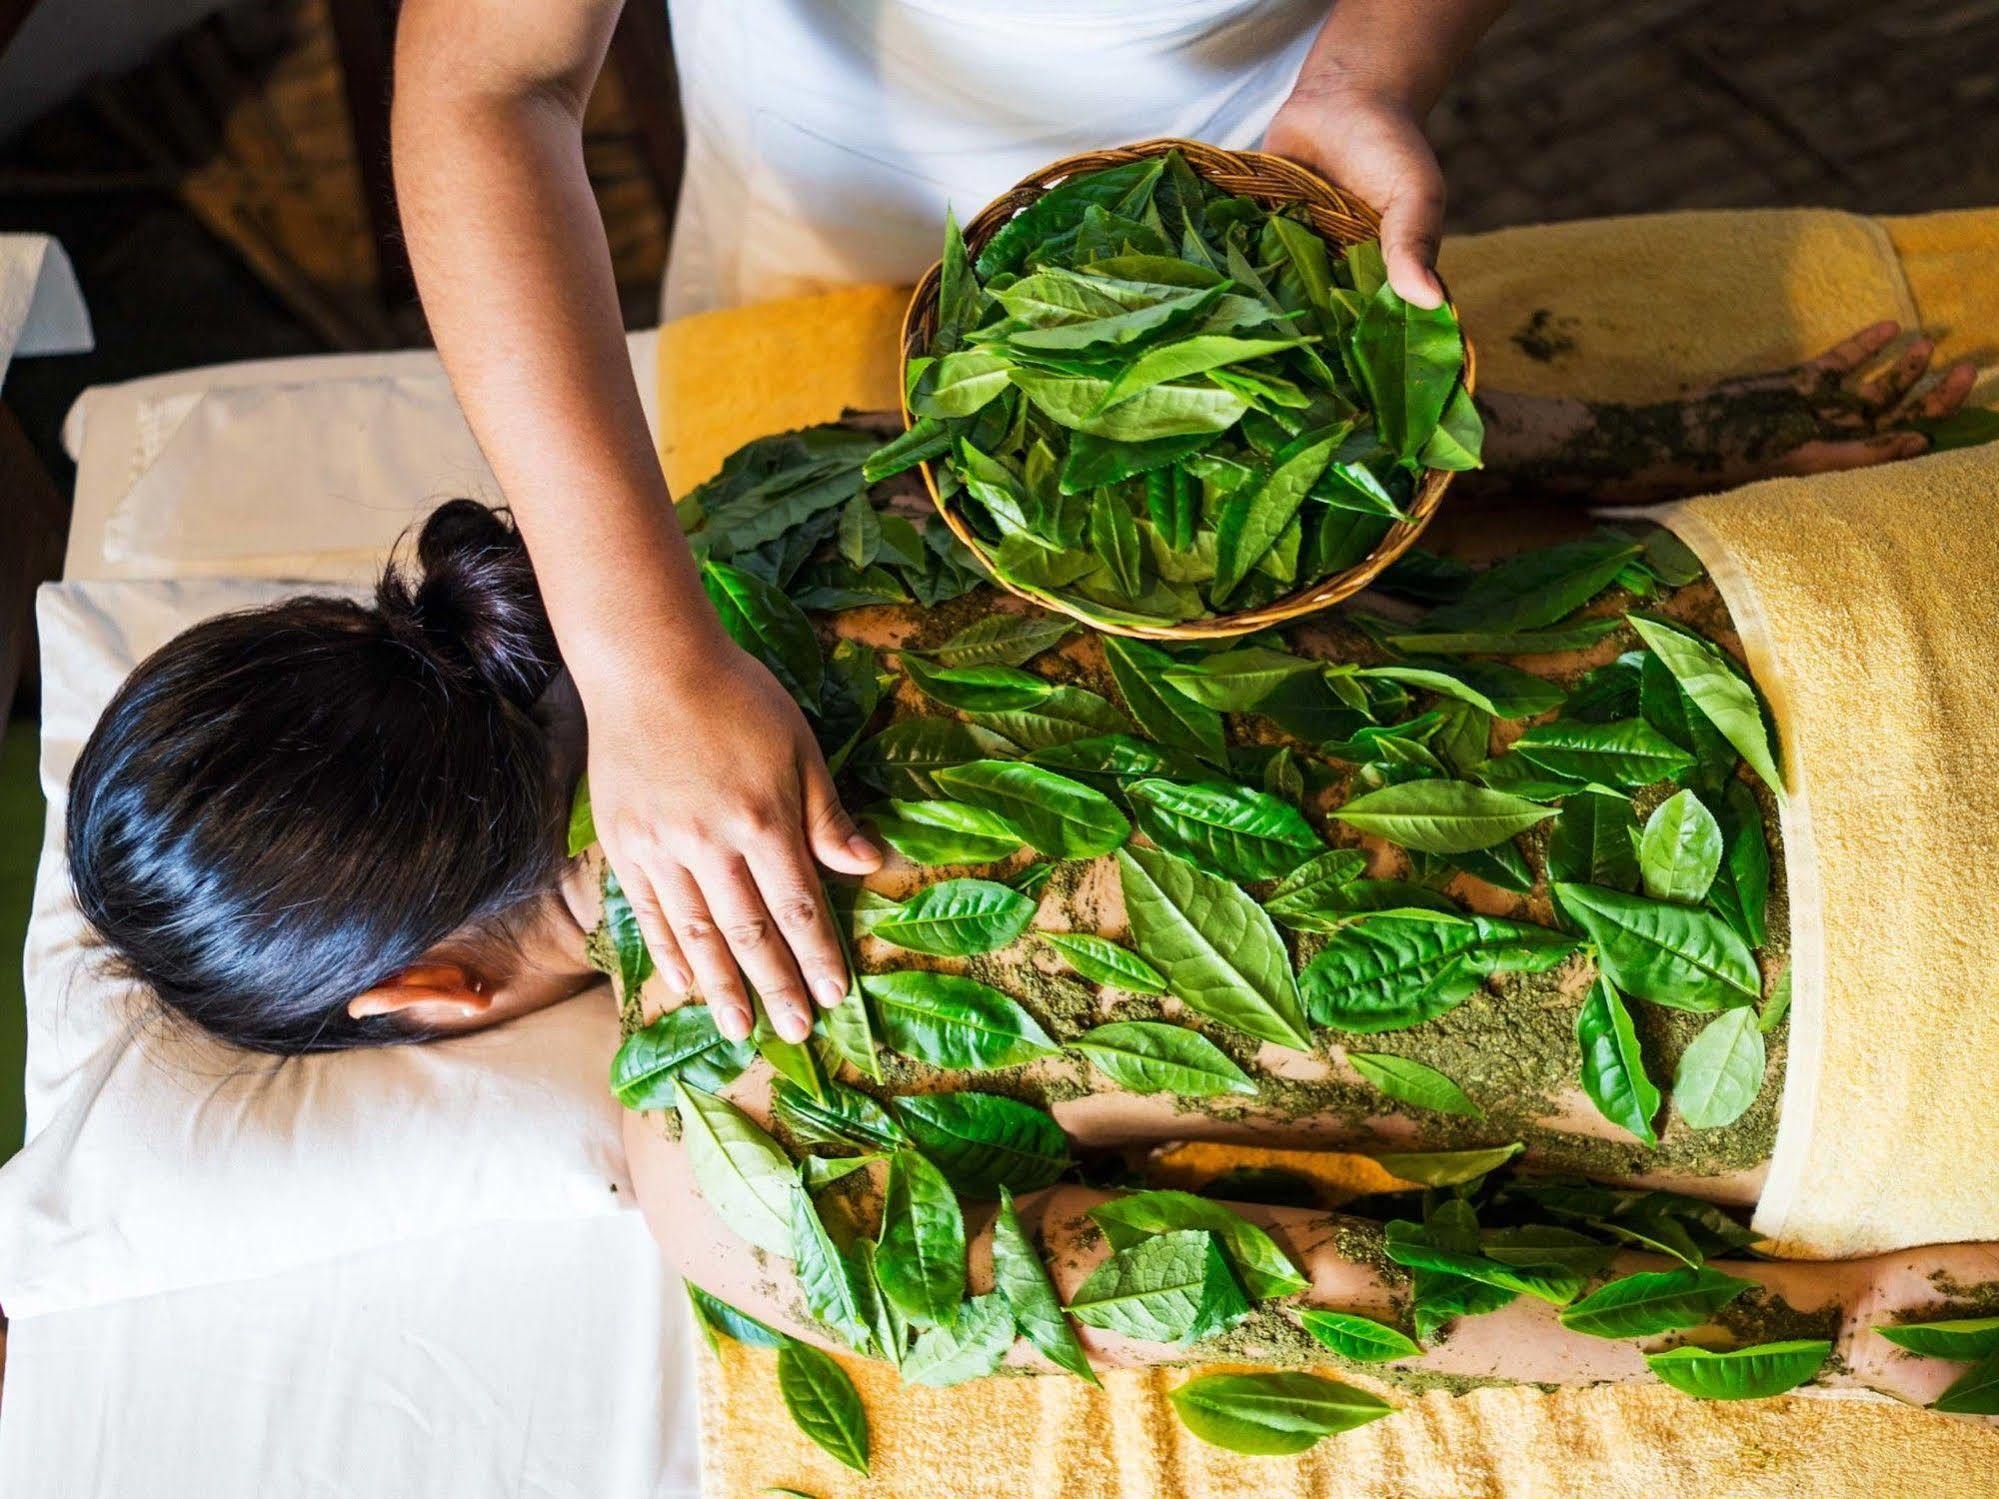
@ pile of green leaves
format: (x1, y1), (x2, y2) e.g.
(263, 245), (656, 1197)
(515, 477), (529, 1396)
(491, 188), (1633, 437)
(576, 421), (1811, 1462)
(866, 149), (1480, 627)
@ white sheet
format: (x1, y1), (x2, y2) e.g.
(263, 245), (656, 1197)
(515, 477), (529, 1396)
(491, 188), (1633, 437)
(0, 1214), (702, 1499)
(60, 332), (660, 583)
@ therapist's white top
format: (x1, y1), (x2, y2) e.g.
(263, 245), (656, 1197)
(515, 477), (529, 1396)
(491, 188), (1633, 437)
(662, 0), (1324, 319)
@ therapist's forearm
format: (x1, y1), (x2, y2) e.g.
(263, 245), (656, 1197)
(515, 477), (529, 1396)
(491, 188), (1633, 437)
(391, 15), (728, 699)
(1295, 0), (1510, 114)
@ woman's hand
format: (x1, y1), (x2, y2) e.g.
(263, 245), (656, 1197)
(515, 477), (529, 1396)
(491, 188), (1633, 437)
(1701, 320), (1978, 479)
(586, 637), (880, 1045)
(1476, 322), (1980, 502)
(1266, 84), (1447, 309)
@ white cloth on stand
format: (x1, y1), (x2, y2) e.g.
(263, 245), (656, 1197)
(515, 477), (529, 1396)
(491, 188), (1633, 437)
(662, 0), (1324, 318)
(0, 234), (92, 385)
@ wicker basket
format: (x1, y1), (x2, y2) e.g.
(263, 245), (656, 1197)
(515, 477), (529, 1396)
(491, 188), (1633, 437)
(898, 137), (1475, 640)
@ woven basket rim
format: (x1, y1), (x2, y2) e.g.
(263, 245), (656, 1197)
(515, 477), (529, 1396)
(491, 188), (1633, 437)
(898, 136), (1475, 640)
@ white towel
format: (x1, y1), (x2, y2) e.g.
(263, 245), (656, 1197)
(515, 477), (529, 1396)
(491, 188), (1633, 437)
(0, 234), (92, 387)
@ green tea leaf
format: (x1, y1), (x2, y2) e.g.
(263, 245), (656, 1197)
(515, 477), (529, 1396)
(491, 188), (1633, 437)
(686, 1280), (786, 1352)
(1422, 538), (1641, 634)
(913, 349), (1013, 418)
(893, 1091), (1071, 1197)
(1381, 618), (1628, 656)
(860, 970), (1058, 1071)
(1300, 911), (1574, 1032)
(771, 1078), (909, 1155)
(977, 158), (1165, 278)
(676, 1081), (799, 1257)
(1555, 883), (1760, 1011)
(1296, 1309), (1422, 1363)
(1418, 384), (1484, 470)
(1708, 780), (1770, 948)
(1371, 1142), (1523, 1187)
(1117, 844), (1312, 1050)
(1347, 1052), (1481, 1117)
(871, 878), (1036, 956)
(1102, 635), (1227, 762)
(930, 612), (1075, 668)
(1384, 1221), (1586, 1306)
(1644, 1339), (1829, 1400)
(1099, 334), (1311, 409)
(1010, 368), (1248, 441)
(876, 1150), (967, 1328)
(1214, 429), (1337, 599)
(701, 559), (824, 707)
(611, 1005), (755, 1107)
(865, 799), (1022, 866)
(850, 718), (1019, 800)
(1673, 1007), (1766, 1129)
(1575, 975), (1660, 1147)
(965, 685), (1129, 750)
(1161, 647), (1318, 710)
(1874, 1316), (1999, 1361)
(1169, 1370), (1393, 1455)
(1089, 485), (1145, 596)
(902, 1292), (1017, 1387)
(600, 867), (655, 1002)
(776, 1340), (870, 1473)
(1263, 848), (1370, 924)
(1088, 1190), (1308, 1301)
(1545, 789), (1639, 891)
(1511, 719), (1697, 789)
(754, 1007), (828, 1103)
(791, 1185), (876, 1351)
(1933, 1350), (1999, 1414)
(1629, 615), (1782, 794)
(1070, 1020), (1257, 1097)
(1638, 789), (1723, 904)
(933, 759), (1131, 858)
(992, 1186), (1098, 1382)
(1559, 1266), (1755, 1339)
(1068, 1230), (1243, 1343)
(1126, 777), (1324, 881)
(1348, 280), (1463, 465)
(901, 657), (1055, 714)
(1039, 931), (1167, 994)
(566, 776), (596, 856)
(1335, 779), (1555, 855)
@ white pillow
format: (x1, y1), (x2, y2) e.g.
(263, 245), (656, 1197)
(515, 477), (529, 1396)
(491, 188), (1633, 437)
(0, 578), (633, 1318)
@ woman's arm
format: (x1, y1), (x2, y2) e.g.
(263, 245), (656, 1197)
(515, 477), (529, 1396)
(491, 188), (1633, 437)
(393, 0), (879, 1049)
(1477, 322), (1978, 502)
(624, 1086), (1995, 1410)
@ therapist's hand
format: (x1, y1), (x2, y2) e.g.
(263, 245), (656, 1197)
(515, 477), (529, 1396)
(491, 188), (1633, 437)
(586, 635), (881, 1045)
(1266, 84), (1447, 309)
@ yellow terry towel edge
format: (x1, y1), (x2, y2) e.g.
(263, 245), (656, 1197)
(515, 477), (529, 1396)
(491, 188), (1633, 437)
(1657, 500), (1834, 1255)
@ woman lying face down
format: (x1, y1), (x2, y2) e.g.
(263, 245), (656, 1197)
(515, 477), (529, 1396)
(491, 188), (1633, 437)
(64, 384), (1998, 1420)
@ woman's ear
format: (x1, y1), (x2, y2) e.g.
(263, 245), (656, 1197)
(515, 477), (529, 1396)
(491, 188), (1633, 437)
(347, 961), (493, 1024)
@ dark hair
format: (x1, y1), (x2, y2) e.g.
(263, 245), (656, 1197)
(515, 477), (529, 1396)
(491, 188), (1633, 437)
(67, 501), (566, 1054)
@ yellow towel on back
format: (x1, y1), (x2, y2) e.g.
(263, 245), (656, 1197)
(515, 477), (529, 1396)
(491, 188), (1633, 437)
(1672, 448), (1999, 1260)
(655, 207), (1999, 1496)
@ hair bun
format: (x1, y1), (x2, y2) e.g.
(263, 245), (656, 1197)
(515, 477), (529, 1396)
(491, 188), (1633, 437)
(377, 500), (560, 710)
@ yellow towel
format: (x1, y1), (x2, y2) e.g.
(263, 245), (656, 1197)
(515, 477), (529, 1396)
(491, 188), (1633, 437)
(1668, 448), (1999, 1260)
(655, 208), (1999, 1497)
(1437, 209), (1919, 402)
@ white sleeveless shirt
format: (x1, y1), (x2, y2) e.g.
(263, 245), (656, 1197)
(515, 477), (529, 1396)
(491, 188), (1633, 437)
(662, 0), (1324, 319)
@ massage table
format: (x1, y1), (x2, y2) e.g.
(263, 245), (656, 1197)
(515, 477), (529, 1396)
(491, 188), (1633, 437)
(0, 332), (703, 1499)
